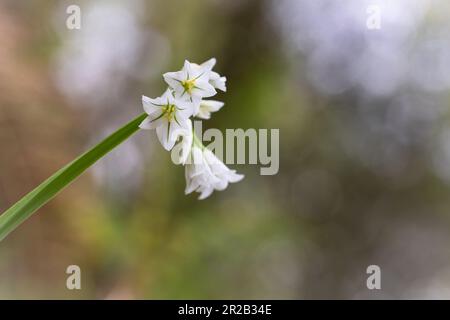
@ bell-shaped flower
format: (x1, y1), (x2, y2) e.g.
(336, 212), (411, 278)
(196, 100), (224, 119)
(139, 89), (192, 151)
(163, 60), (217, 113)
(185, 145), (244, 200)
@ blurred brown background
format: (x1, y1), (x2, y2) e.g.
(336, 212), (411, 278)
(2, 0), (450, 299)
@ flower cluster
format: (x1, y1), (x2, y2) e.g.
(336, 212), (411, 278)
(139, 58), (243, 199)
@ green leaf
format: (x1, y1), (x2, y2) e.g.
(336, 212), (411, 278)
(0, 113), (147, 242)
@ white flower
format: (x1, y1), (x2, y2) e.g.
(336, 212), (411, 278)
(196, 100), (224, 119)
(163, 60), (217, 113)
(185, 146), (244, 200)
(139, 89), (192, 150)
(140, 58), (238, 200)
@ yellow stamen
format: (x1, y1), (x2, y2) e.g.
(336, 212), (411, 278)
(163, 104), (176, 121)
(181, 79), (195, 94)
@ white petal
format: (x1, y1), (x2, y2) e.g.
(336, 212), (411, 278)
(139, 113), (165, 130)
(169, 117), (189, 142)
(198, 186), (214, 200)
(215, 77), (227, 92)
(185, 176), (200, 194)
(142, 95), (163, 114)
(203, 148), (222, 165)
(183, 59), (191, 70)
(185, 169), (197, 193)
(161, 88), (175, 103)
(156, 121), (177, 150)
(163, 70), (185, 91)
(188, 60), (212, 80)
(195, 108), (211, 120)
(183, 60), (197, 79)
(193, 79), (217, 98)
(210, 72), (227, 92)
(139, 117), (154, 130)
(205, 100), (224, 112)
(190, 97), (201, 115)
(175, 99), (195, 119)
(178, 120), (193, 165)
(191, 146), (205, 166)
(200, 58), (216, 71)
(213, 177), (229, 191)
(227, 171), (245, 183)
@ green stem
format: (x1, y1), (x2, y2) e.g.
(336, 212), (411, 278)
(0, 113), (147, 242)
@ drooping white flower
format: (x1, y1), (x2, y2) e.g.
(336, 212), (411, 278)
(163, 60), (217, 113)
(185, 145), (244, 200)
(196, 100), (224, 120)
(139, 89), (192, 150)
